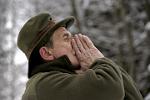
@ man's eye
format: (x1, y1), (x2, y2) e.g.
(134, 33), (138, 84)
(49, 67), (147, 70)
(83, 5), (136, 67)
(63, 33), (72, 41)
(64, 37), (69, 41)
(64, 37), (71, 41)
(64, 36), (68, 39)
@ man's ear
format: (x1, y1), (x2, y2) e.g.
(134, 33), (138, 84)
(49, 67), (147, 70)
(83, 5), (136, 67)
(39, 47), (54, 61)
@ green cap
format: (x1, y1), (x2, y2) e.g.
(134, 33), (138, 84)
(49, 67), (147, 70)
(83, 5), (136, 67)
(17, 13), (75, 59)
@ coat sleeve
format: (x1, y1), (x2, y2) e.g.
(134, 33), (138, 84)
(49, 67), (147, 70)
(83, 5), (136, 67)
(120, 67), (144, 100)
(36, 57), (125, 100)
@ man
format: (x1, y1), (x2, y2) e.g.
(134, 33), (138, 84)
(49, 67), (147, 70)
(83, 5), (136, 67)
(17, 13), (143, 100)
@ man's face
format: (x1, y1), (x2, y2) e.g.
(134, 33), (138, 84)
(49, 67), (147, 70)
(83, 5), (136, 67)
(50, 27), (80, 68)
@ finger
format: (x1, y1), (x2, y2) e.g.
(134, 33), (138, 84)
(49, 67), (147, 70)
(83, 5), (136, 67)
(82, 35), (95, 48)
(74, 34), (85, 52)
(71, 38), (81, 55)
(78, 34), (89, 50)
(75, 70), (83, 74)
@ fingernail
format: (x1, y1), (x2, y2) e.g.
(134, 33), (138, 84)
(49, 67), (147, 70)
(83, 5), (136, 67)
(83, 35), (86, 37)
(72, 38), (74, 41)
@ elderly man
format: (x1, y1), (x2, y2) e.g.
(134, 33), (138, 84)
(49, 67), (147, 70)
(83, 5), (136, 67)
(17, 13), (143, 100)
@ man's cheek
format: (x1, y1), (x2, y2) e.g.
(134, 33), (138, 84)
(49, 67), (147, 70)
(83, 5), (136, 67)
(55, 50), (68, 58)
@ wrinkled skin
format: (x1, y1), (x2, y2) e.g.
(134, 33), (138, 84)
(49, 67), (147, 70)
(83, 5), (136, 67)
(71, 34), (104, 73)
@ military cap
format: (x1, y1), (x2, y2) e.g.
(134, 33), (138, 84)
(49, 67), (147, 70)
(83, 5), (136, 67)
(17, 13), (75, 59)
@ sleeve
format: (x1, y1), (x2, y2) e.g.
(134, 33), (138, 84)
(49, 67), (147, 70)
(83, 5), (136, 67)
(36, 57), (125, 100)
(119, 67), (144, 100)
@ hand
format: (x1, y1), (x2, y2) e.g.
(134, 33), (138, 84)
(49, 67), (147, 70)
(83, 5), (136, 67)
(71, 34), (104, 72)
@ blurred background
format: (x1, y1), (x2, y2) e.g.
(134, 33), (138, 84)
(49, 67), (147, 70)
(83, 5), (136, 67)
(0, 0), (150, 100)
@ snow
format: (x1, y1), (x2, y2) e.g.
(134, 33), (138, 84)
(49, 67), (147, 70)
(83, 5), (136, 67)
(145, 22), (150, 31)
(14, 48), (27, 65)
(148, 64), (150, 72)
(145, 93), (150, 100)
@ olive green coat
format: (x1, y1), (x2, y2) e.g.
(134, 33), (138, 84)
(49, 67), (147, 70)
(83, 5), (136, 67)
(22, 56), (143, 100)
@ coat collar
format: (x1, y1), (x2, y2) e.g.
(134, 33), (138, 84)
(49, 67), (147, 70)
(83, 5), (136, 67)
(28, 55), (75, 78)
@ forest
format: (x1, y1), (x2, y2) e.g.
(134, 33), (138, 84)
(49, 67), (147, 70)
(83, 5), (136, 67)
(0, 0), (150, 100)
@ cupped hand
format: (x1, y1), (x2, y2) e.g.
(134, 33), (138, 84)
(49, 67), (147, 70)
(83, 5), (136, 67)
(71, 34), (104, 72)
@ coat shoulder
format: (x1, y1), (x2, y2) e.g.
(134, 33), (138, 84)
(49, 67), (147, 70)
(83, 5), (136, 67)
(22, 72), (49, 100)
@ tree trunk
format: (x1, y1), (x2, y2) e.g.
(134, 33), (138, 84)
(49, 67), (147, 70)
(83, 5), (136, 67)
(114, 0), (135, 78)
(125, 21), (136, 79)
(70, 0), (82, 32)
